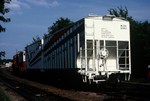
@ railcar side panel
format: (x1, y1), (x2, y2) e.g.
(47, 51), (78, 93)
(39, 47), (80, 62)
(43, 21), (84, 70)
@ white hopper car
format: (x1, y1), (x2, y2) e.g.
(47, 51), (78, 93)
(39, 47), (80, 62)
(25, 15), (131, 83)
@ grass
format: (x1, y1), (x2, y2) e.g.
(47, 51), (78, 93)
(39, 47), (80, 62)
(0, 87), (10, 101)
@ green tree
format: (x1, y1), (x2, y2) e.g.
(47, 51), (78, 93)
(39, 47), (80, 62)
(108, 6), (134, 21)
(48, 17), (73, 35)
(0, 0), (11, 32)
(32, 36), (41, 43)
(0, 51), (5, 60)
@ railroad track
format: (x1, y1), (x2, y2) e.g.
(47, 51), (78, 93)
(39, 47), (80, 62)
(1, 68), (150, 101)
(0, 72), (71, 101)
(98, 81), (150, 101)
(121, 82), (150, 101)
(0, 69), (108, 101)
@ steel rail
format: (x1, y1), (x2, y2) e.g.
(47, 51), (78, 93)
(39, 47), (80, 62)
(0, 72), (71, 101)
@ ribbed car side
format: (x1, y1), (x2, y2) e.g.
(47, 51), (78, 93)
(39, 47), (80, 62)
(14, 15), (131, 84)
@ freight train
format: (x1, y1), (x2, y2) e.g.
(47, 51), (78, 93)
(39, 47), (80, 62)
(12, 15), (131, 84)
(12, 51), (26, 75)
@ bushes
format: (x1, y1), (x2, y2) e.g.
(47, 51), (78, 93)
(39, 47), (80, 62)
(0, 88), (10, 101)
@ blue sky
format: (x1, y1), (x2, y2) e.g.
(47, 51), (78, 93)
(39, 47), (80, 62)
(1, 0), (150, 59)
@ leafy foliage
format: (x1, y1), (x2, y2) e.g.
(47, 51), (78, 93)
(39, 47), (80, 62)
(0, 0), (11, 32)
(48, 17), (73, 35)
(0, 51), (5, 60)
(108, 6), (129, 19)
(0, 88), (10, 101)
(32, 36), (41, 43)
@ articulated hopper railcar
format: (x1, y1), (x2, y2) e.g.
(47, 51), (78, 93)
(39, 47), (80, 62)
(25, 15), (131, 83)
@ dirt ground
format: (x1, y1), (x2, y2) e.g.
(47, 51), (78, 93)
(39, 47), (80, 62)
(0, 67), (107, 101)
